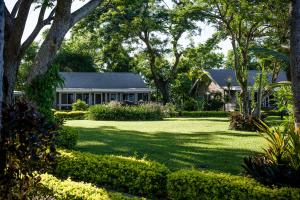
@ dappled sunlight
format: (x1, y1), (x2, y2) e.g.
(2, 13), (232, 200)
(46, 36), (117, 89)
(66, 118), (265, 174)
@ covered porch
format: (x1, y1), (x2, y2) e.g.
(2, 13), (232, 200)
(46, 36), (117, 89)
(55, 88), (152, 110)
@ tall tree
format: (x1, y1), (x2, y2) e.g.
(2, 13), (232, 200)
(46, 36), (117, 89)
(203, 0), (276, 117)
(3, 0), (108, 104)
(290, 0), (300, 130)
(77, 0), (204, 104)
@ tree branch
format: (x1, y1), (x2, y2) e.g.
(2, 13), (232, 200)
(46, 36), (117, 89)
(11, 0), (22, 18)
(70, 0), (109, 27)
(20, 7), (55, 57)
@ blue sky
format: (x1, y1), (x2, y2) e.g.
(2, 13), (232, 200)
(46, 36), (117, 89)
(5, 0), (231, 57)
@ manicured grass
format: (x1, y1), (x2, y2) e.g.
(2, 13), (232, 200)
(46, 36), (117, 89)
(65, 118), (266, 175)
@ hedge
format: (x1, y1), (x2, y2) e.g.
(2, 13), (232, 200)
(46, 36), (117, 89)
(55, 150), (169, 198)
(54, 111), (88, 120)
(56, 126), (79, 149)
(40, 174), (140, 200)
(179, 111), (230, 118)
(88, 103), (163, 121)
(167, 170), (300, 200)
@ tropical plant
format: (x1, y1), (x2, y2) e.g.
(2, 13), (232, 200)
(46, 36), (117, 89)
(0, 100), (58, 199)
(243, 120), (300, 187)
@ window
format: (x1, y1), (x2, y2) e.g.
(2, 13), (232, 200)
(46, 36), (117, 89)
(61, 93), (74, 105)
(76, 93), (90, 104)
(110, 93), (117, 101)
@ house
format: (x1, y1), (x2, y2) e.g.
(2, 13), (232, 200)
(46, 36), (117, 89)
(55, 72), (153, 109)
(204, 69), (287, 111)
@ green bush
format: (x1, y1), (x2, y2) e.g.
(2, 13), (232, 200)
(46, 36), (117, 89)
(54, 111), (88, 120)
(55, 150), (170, 197)
(229, 112), (262, 131)
(162, 103), (178, 117)
(180, 111), (230, 118)
(167, 170), (300, 200)
(88, 103), (163, 121)
(56, 127), (79, 149)
(72, 99), (89, 111)
(183, 99), (198, 111)
(40, 174), (139, 200)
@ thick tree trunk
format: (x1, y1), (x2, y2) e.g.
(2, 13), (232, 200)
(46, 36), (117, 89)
(0, 0), (5, 175)
(154, 78), (170, 105)
(291, 0), (300, 130)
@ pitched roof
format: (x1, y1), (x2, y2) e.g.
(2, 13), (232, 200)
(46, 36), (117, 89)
(206, 69), (287, 87)
(59, 72), (148, 89)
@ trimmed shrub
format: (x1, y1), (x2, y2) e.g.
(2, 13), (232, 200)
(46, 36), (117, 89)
(40, 174), (139, 200)
(180, 111), (230, 118)
(56, 127), (79, 149)
(88, 103), (163, 121)
(72, 99), (89, 111)
(55, 150), (170, 197)
(167, 170), (300, 200)
(54, 111), (88, 120)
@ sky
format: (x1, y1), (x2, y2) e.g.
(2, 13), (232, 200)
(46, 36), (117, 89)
(5, 0), (231, 57)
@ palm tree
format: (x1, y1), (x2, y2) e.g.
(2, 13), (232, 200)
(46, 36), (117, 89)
(291, 0), (300, 130)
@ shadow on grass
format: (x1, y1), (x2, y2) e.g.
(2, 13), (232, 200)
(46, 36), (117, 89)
(71, 124), (261, 175)
(164, 118), (230, 122)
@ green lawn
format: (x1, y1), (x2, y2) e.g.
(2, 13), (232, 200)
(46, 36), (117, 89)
(65, 117), (266, 175)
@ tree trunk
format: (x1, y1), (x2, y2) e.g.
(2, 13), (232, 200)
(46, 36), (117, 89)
(240, 84), (250, 117)
(0, 0), (5, 175)
(155, 79), (170, 105)
(291, 0), (300, 130)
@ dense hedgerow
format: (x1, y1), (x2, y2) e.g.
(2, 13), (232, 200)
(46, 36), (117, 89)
(55, 150), (169, 197)
(167, 170), (300, 200)
(56, 127), (79, 149)
(40, 174), (140, 200)
(180, 111), (230, 118)
(88, 103), (163, 121)
(54, 111), (88, 120)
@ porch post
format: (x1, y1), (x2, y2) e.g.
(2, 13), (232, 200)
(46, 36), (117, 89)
(58, 92), (62, 110)
(134, 93), (138, 103)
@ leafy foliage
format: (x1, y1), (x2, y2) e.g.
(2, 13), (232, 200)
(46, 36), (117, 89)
(167, 169), (300, 200)
(0, 101), (58, 199)
(229, 112), (262, 131)
(72, 99), (89, 111)
(40, 174), (136, 200)
(54, 111), (88, 120)
(25, 64), (63, 118)
(243, 121), (300, 187)
(56, 127), (79, 150)
(55, 149), (170, 198)
(88, 103), (163, 121)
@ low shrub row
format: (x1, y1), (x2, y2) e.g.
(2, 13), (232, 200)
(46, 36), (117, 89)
(167, 170), (300, 200)
(40, 173), (139, 200)
(54, 150), (300, 199)
(54, 111), (88, 120)
(55, 150), (169, 198)
(88, 103), (163, 121)
(179, 111), (230, 118)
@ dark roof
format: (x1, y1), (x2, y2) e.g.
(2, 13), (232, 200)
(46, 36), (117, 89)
(206, 69), (287, 87)
(59, 72), (147, 89)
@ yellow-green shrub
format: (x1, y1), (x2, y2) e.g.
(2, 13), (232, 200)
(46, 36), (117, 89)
(55, 150), (170, 197)
(40, 174), (140, 200)
(167, 170), (300, 200)
(54, 111), (88, 120)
